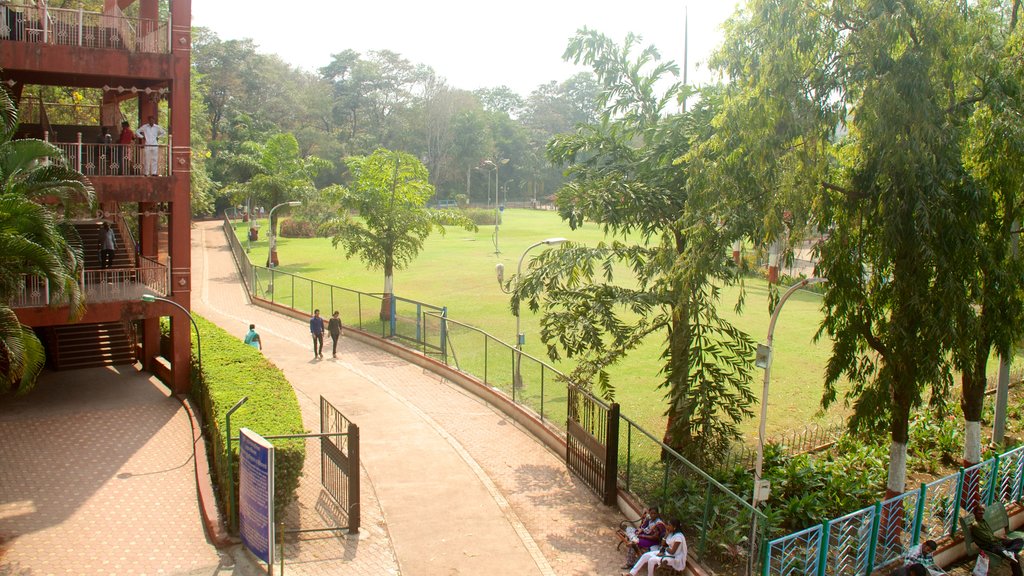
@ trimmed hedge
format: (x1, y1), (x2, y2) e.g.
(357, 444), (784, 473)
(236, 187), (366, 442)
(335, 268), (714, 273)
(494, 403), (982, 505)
(188, 315), (306, 523)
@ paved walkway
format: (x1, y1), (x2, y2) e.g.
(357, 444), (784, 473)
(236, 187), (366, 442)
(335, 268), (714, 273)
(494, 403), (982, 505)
(192, 220), (627, 575)
(0, 366), (250, 575)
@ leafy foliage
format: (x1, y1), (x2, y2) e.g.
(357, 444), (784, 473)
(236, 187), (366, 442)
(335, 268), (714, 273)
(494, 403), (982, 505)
(0, 88), (92, 394)
(515, 29), (756, 464)
(322, 149), (476, 295)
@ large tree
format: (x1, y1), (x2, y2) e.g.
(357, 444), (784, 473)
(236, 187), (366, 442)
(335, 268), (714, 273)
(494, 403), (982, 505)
(323, 149), (475, 319)
(516, 29), (756, 463)
(0, 88), (92, 393)
(952, 1), (1024, 469)
(714, 0), (986, 496)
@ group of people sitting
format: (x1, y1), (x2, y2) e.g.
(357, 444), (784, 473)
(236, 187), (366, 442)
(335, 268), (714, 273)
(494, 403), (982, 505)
(618, 506), (687, 576)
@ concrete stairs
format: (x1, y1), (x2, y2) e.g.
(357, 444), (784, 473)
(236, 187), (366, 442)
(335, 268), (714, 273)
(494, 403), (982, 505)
(47, 322), (135, 370)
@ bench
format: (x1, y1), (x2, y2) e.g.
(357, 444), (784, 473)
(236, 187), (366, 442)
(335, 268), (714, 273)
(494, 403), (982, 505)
(960, 501), (1024, 576)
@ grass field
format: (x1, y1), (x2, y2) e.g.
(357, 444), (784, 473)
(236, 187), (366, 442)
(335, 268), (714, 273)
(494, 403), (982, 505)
(233, 209), (1017, 444)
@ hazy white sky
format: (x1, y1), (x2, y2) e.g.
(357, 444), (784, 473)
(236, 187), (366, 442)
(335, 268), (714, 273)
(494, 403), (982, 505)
(191, 1), (743, 97)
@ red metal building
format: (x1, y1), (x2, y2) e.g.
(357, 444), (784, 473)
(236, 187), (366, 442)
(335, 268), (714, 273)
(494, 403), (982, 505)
(1, 0), (194, 392)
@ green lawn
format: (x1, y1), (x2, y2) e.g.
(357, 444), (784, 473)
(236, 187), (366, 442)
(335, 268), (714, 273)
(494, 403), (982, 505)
(234, 209), (1016, 444)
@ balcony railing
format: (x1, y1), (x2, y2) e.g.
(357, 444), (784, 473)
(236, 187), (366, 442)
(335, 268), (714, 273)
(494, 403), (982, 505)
(53, 140), (171, 177)
(0, 3), (170, 53)
(11, 260), (169, 309)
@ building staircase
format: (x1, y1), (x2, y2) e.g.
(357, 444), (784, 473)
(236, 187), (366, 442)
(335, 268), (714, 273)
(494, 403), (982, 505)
(75, 219), (134, 270)
(44, 322), (136, 370)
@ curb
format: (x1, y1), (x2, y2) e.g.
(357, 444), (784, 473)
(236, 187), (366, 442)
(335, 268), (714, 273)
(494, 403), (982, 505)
(176, 392), (235, 549)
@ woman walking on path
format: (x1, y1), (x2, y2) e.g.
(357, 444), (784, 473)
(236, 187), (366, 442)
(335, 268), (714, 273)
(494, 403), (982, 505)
(328, 311), (343, 358)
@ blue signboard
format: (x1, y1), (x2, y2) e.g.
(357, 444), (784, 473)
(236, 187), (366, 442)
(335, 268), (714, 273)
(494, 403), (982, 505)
(239, 428), (275, 566)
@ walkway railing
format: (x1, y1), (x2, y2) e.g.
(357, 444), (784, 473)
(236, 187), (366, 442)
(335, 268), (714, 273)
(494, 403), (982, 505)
(53, 140), (169, 177)
(1, 2), (169, 53)
(220, 213), (771, 574)
(764, 443), (1024, 576)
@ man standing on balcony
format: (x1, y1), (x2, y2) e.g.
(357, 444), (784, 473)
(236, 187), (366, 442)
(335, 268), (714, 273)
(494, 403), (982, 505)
(135, 115), (166, 176)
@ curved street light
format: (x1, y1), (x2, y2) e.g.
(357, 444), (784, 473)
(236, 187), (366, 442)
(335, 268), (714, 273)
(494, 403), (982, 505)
(748, 276), (827, 575)
(267, 201), (301, 267)
(496, 237), (568, 389)
(140, 293), (201, 378)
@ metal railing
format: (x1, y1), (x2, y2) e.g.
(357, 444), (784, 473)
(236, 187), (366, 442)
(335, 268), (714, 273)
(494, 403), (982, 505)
(0, 2), (169, 53)
(763, 443), (1024, 576)
(11, 259), (168, 308)
(220, 213), (771, 574)
(53, 140), (169, 177)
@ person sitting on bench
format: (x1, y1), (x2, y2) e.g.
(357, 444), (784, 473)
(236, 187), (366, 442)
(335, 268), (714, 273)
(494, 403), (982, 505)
(625, 518), (686, 576)
(971, 504), (1024, 576)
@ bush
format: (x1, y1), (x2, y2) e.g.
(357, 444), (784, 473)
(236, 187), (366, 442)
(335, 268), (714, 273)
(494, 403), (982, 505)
(189, 315), (306, 522)
(279, 218), (317, 238)
(464, 208), (497, 225)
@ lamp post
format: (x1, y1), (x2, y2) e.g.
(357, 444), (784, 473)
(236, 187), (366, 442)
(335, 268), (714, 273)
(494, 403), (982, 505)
(267, 201), (301, 268)
(748, 277), (826, 573)
(496, 237), (568, 389)
(480, 159), (508, 256)
(141, 293), (202, 377)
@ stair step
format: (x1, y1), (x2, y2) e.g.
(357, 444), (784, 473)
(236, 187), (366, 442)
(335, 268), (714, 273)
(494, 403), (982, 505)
(52, 321), (135, 371)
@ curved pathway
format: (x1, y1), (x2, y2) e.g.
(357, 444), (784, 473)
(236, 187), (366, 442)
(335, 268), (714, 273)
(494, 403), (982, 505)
(192, 221), (626, 575)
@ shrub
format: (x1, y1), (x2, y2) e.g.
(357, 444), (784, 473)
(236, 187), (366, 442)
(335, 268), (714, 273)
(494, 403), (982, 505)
(189, 315), (306, 522)
(464, 208), (496, 225)
(279, 218), (317, 238)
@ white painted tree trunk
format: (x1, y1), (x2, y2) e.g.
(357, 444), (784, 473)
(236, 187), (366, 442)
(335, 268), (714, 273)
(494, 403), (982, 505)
(964, 420), (982, 465)
(887, 441), (908, 495)
(383, 274), (393, 296)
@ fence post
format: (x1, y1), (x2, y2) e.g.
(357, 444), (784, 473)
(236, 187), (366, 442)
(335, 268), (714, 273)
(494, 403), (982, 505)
(415, 303), (422, 348)
(1017, 455), (1024, 503)
(290, 273), (295, 309)
(77, 6), (83, 46)
(865, 501), (883, 576)
(348, 422), (361, 533)
(389, 295), (397, 338)
(950, 468), (965, 539)
(699, 480), (713, 557)
(440, 307), (448, 364)
(988, 455), (1001, 506)
(817, 521), (831, 576)
(912, 483), (927, 545)
(603, 403), (619, 506)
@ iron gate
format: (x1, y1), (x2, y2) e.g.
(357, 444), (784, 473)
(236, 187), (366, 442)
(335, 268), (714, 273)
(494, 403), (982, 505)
(566, 385), (619, 505)
(320, 395), (360, 532)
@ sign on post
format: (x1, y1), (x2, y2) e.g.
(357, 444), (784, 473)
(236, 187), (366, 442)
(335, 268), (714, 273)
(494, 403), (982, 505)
(239, 428), (275, 567)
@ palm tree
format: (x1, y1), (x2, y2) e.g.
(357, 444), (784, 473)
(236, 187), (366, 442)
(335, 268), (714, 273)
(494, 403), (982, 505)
(0, 86), (93, 394)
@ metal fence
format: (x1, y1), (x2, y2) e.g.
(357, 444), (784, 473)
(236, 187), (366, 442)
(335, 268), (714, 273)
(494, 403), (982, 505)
(763, 443), (1024, 576)
(220, 213), (771, 574)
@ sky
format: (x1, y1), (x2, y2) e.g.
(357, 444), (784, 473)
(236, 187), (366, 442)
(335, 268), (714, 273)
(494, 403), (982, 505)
(191, 1), (743, 97)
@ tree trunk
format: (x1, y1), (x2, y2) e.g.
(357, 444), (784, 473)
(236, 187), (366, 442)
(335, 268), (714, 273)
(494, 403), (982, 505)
(380, 260), (394, 321)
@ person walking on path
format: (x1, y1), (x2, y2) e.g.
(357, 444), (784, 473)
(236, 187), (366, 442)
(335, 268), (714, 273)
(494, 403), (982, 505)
(135, 115), (166, 176)
(98, 222), (116, 269)
(309, 309), (326, 359)
(244, 323), (262, 350)
(328, 311), (342, 358)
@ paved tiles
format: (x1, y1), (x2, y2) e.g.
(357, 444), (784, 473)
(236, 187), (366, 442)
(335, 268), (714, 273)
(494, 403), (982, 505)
(0, 367), (239, 576)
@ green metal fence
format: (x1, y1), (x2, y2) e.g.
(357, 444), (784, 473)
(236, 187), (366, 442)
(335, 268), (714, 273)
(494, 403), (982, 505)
(763, 443), (1024, 576)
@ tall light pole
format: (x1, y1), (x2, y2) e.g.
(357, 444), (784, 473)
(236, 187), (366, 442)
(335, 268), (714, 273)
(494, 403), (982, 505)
(267, 201), (301, 268)
(480, 159), (508, 256)
(496, 237), (568, 389)
(141, 293), (202, 377)
(748, 277), (826, 574)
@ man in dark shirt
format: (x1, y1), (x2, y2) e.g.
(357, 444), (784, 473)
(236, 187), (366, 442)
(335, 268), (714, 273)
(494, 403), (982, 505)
(971, 505), (1024, 576)
(309, 309), (326, 359)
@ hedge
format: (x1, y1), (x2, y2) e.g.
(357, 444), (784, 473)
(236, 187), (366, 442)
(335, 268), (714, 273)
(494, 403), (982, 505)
(187, 315), (306, 524)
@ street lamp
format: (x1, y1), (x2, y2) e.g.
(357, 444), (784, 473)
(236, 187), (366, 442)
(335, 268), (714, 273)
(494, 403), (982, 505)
(267, 201), (301, 267)
(496, 237), (568, 389)
(748, 277), (826, 572)
(141, 293), (202, 377)
(480, 159), (508, 256)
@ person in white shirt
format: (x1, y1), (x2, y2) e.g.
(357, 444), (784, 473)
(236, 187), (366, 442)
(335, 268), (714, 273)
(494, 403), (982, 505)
(135, 115), (166, 176)
(627, 518), (687, 576)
